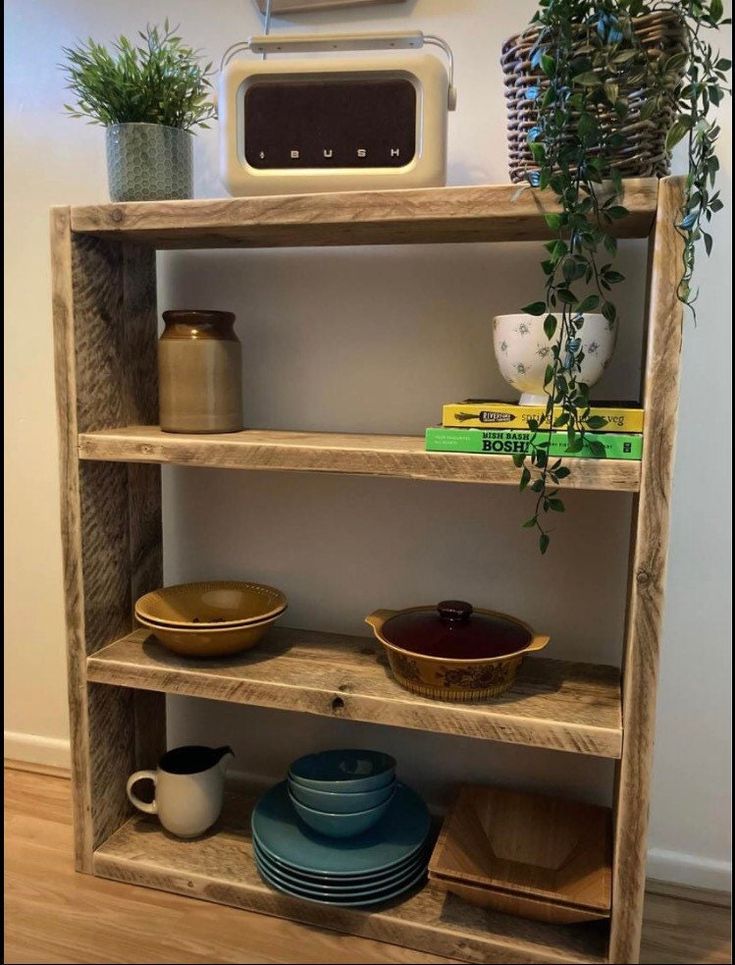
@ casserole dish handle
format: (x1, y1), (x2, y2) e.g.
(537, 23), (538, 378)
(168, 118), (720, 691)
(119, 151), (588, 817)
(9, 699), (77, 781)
(365, 610), (397, 632)
(526, 634), (551, 653)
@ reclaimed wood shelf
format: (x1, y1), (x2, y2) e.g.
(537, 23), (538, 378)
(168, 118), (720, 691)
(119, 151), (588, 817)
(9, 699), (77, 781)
(87, 627), (623, 758)
(51, 177), (686, 964)
(78, 426), (642, 492)
(69, 179), (658, 249)
(94, 787), (610, 965)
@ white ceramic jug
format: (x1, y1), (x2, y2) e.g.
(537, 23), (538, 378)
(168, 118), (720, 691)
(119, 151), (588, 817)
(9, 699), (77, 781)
(127, 745), (234, 838)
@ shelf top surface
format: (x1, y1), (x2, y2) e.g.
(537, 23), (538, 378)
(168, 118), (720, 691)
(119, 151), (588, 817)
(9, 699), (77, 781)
(65, 179), (659, 249)
(88, 626), (623, 758)
(78, 426), (641, 493)
(94, 786), (609, 964)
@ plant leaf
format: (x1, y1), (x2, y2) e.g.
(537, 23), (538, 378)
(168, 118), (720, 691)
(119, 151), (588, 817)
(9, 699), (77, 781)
(666, 118), (693, 151)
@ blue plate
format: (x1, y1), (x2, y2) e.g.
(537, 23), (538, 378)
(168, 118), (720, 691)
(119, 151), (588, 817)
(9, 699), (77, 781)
(255, 852), (427, 897)
(253, 839), (429, 893)
(256, 857), (427, 906)
(251, 781), (430, 876)
(288, 749), (396, 793)
(253, 836), (432, 883)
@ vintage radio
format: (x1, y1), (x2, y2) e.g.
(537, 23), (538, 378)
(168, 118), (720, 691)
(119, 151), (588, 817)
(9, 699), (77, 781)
(218, 32), (457, 195)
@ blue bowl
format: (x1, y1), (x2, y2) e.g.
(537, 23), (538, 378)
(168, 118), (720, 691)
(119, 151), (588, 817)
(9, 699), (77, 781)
(288, 778), (395, 814)
(288, 786), (396, 838)
(288, 749), (396, 793)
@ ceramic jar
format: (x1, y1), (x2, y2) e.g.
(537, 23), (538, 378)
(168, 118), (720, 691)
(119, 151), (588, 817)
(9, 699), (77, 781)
(159, 310), (243, 433)
(492, 313), (617, 405)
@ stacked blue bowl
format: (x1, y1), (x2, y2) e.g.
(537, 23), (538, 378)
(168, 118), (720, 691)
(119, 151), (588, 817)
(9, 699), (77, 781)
(252, 749), (432, 907)
(288, 749), (397, 838)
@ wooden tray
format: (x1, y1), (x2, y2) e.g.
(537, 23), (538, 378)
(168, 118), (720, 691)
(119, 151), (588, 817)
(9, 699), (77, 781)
(428, 785), (612, 913)
(428, 873), (609, 925)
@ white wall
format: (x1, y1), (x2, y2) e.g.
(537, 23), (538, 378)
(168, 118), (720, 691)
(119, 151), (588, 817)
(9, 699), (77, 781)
(4, 0), (731, 890)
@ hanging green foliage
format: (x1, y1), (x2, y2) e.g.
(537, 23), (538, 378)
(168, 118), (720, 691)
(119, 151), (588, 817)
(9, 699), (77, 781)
(518, 0), (730, 553)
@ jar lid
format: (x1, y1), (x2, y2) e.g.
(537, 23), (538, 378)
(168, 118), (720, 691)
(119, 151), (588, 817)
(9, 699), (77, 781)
(379, 601), (531, 660)
(161, 310), (237, 340)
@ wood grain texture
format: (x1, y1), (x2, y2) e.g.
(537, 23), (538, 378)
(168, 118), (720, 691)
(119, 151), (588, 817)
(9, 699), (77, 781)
(51, 206), (93, 870)
(253, 0), (407, 12)
(609, 176), (687, 964)
(92, 787), (610, 964)
(69, 181), (658, 249)
(87, 627), (623, 758)
(6, 770), (730, 965)
(428, 785), (612, 912)
(50, 210), (166, 868)
(78, 426), (642, 493)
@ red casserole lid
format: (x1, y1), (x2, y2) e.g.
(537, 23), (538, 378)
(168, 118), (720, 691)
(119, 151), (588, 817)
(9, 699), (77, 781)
(376, 601), (533, 660)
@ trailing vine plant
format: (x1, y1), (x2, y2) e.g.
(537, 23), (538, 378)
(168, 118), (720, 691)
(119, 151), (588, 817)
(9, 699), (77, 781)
(516, 0), (731, 553)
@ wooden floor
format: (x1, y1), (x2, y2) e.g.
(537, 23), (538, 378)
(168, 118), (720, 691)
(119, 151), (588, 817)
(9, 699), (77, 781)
(4, 768), (731, 965)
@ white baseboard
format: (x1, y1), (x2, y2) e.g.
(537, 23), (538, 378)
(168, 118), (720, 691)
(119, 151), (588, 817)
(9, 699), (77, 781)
(4, 731), (71, 770)
(5, 731), (731, 895)
(647, 847), (732, 893)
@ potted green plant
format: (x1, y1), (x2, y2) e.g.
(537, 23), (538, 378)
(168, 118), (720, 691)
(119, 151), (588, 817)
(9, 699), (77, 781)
(503, 0), (731, 552)
(61, 21), (216, 202)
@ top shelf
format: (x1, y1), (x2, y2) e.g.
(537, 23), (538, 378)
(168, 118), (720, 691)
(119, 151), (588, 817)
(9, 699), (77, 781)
(68, 179), (659, 250)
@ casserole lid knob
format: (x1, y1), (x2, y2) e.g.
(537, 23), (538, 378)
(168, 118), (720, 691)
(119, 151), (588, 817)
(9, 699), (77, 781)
(437, 600), (473, 623)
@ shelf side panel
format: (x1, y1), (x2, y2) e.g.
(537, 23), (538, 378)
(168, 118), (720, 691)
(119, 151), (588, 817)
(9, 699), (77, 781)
(609, 176), (687, 963)
(50, 210), (166, 868)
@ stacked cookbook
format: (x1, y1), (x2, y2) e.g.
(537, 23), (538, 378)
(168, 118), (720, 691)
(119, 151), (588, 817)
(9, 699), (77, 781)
(426, 400), (645, 460)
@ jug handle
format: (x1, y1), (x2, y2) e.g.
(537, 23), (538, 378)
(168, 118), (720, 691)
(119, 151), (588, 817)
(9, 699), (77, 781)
(127, 770), (158, 815)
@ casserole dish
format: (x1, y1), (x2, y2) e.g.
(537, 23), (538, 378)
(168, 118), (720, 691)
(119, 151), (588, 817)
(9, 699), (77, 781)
(365, 600), (549, 701)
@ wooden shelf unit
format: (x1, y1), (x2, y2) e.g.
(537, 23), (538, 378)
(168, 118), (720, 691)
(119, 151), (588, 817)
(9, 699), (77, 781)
(51, 178), (684, 964)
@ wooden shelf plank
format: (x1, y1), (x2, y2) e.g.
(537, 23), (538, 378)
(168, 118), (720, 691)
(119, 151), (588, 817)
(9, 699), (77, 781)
(94, 787), (609, 964)
(87, 628), (623, 758)
(254, 0), (407, 12)
(69, 180), (657, 249)
(78, 426), (641, 493)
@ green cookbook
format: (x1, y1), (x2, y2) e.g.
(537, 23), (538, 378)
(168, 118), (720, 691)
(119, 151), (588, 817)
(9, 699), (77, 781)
(425, 427), (643, 460)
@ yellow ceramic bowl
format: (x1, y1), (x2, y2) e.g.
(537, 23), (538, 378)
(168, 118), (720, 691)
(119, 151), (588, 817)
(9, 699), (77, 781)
(137, 612), (283, 658)
(135, 581), (287, 629)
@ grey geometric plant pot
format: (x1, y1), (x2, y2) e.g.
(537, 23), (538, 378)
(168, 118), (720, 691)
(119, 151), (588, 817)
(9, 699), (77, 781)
(106, 123), (193, 202)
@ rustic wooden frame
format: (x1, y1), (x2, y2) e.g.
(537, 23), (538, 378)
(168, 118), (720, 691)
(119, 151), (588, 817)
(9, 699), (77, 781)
(51, 177), (684, 963)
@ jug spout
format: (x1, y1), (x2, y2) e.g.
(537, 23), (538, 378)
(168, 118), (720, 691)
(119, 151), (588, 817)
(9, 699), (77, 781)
(215, 745), (235, 772)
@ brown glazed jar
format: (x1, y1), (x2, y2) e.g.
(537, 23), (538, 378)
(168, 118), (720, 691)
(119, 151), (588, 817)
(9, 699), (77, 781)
(159, 310), (243, 433)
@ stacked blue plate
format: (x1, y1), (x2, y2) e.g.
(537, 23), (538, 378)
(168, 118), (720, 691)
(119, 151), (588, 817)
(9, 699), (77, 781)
(251, 780), (432, 907)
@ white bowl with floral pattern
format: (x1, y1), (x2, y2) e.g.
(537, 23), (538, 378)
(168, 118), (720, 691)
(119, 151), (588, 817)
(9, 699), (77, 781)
(492, 313), (617, 405)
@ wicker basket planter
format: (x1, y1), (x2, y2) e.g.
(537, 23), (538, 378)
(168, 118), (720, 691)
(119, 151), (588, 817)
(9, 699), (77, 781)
(501, 10), (686, 183)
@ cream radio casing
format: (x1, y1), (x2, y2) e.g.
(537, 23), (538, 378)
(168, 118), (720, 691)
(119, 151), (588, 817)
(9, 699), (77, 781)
(218, 31), (457, 195)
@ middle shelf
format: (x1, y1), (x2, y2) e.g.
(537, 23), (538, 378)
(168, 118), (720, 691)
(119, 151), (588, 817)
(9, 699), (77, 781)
(88, 627), (623, 759)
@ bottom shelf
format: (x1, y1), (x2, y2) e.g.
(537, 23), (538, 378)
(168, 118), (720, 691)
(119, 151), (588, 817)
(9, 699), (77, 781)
(93, 787), (609, 964)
